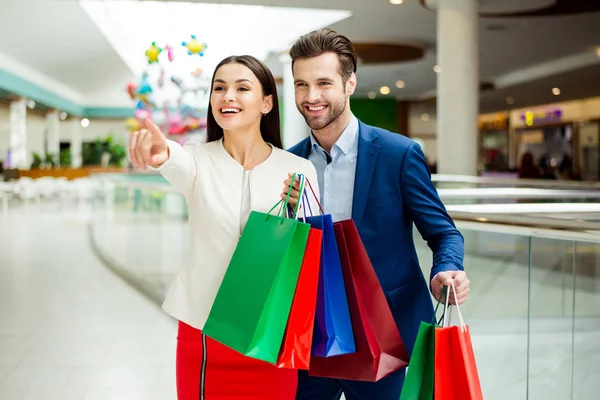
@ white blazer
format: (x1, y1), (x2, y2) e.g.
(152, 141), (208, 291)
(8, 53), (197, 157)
(156, 138), (320, 330)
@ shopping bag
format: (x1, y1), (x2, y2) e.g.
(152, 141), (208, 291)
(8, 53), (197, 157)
(202, 174), (310, 364)
(296, 179), (355, 358)
(277, 183), (323, 369)
(309, 219), (409, 381)
(434, 282), (483, 400)
(399, 288), (447, 400)
(276, 227), (322, 369)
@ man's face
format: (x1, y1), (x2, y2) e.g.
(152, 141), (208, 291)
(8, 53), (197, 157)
(292, 53), (355, 131)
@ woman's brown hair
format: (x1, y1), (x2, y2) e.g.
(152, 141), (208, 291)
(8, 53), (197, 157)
(206, 55), (282, 149)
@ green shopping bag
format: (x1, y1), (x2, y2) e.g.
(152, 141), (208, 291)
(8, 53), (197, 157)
(400, 288), (447, 400)
(202, 174), (310, 364)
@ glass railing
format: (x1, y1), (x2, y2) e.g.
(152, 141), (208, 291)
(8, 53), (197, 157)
(432, 174), (600, 190)
(438, 187), (600, 206)
(89, 173), (600, 400)
(89, 175), (187, 304)
(414, 224), (600, 400)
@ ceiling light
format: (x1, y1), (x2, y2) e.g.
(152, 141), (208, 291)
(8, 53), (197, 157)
(390, 0), (404, 4)
(380, 86), (391, 95)
(506, 97), (514, 105)
(596, 47), (600, 57)
(421, 113), (430, 122)
(552, 87), (561, 96)
(368, 92), (376, 99)
(395, 80), (405, 89)
(59, 112), (68, 120)
(81, 118), (90, 128)
(433, 65), (441, 73)
(27, 100), (36, 109)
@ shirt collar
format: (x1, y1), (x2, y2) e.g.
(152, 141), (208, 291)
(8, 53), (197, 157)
(310, 113), (359, 155)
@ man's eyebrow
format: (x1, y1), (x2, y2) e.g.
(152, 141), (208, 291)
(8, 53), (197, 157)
(293, 78), (335, 83)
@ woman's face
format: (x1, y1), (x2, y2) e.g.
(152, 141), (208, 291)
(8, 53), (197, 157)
(210, 63), (272, 132)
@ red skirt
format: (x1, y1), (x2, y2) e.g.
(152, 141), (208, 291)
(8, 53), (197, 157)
(176, 321), (298, 400)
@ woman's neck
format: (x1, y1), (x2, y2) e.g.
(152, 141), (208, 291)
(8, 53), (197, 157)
(222, 127), (272, 170)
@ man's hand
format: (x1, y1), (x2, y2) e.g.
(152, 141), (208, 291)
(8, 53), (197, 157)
(281, 172), (301, 209)
(430, 270), (470, 305)
(129, 118), (169, 170)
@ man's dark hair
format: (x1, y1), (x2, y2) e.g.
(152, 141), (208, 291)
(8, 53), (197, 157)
(289, 28), (358, 84)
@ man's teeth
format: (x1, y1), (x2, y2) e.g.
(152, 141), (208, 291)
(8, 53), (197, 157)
(222, 108), (240, 113)
(308, 106), (326, 111)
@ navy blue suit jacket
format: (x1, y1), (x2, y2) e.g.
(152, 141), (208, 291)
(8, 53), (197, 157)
(289, 120), (464, 354)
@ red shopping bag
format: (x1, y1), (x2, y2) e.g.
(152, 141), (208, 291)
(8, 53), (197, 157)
(276, 227), (323, 369)
(434, 282), (483, 400)
(309, 219), (409, 381)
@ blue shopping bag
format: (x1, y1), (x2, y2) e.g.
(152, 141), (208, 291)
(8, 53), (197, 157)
(304, 213), (354, 357)
(305, 214), (356, 357)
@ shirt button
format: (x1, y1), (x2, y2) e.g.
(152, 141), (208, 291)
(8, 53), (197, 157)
(327, 166), (332, 170)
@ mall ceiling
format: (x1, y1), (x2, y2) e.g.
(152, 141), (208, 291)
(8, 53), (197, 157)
(0, 0), (599, 113)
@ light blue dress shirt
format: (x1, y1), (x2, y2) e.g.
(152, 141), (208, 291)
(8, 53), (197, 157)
(308, 114), (359, 222)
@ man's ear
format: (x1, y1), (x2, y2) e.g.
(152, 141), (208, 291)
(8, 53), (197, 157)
(263, 95), (273, 114)
(346, 72), (357, 96)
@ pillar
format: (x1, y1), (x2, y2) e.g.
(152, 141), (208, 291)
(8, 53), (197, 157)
(46, 109), (60, 163)
(280, 53), (309, 149)
(70, 119), (83, 168)
(8, 98), (27, 169)
(435, 0), (479, 175)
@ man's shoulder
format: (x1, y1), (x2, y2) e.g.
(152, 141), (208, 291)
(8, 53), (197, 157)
(360, 122), (415, 152)
(287, 137), (311, 158)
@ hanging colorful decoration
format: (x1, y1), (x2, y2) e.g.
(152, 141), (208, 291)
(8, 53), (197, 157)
(124, 36), (210, 143)
(165, 44), (175, 62)
(182, 35), (207, 56)
(144, 42), (162, 64)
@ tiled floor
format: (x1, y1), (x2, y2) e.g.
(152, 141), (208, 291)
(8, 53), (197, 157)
(2, 200), (599, 399)
(0, 202), (178, 400)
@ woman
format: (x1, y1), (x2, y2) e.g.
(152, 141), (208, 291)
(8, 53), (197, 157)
(129, 55), (319, 399)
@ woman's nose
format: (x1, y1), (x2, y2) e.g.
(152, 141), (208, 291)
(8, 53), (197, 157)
(222, 88), (235, 102)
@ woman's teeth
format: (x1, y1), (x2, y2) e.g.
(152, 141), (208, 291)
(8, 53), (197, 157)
(221, 108), (240, 113)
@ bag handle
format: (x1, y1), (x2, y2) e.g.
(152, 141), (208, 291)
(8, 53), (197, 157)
(451, 281), (467, 331)
(284, 173), (309, 220)
(302, 187), (311, 219)
(305, 178), (325, 215)
(287, 176), (325, 219)
(293, 173), (306, 217)
(441, 281), (467, 331)
(297, 176), (312, 221)
(294, 174), (318, 221)
(267, 172), (299, 222)
(431, 286), (447, 326)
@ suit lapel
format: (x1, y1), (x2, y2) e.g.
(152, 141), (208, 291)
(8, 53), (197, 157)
(352, 122), (379, 227)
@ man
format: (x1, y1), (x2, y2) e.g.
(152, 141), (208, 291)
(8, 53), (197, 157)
(281, 29), (469, 400)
